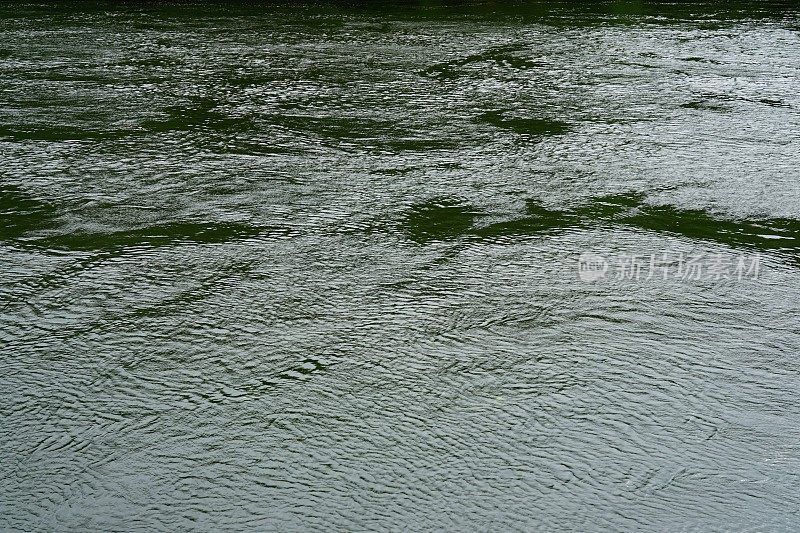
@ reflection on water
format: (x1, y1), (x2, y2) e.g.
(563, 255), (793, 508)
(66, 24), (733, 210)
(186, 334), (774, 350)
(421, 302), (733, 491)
(403, 193), (800, 261)
(0, 185), (58, 239)
(476, 110), (570, 137)
(1, 1), (800, 531)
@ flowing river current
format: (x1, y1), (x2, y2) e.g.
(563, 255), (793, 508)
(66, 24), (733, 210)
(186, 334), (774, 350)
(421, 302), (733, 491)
(1, 1), (799, 530)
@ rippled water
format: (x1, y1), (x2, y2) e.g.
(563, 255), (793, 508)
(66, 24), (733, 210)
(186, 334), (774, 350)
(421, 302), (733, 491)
(2, 1), (800, 530)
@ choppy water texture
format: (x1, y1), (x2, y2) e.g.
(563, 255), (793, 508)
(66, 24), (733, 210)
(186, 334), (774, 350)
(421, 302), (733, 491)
(2, 1), (800, 530)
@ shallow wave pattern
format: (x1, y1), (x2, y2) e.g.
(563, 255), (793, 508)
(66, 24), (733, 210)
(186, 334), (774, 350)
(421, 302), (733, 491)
(1, 2), (800, 531)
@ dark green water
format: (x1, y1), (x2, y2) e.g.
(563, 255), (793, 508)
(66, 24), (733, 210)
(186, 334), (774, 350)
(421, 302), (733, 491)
(2, 1), (800, 530)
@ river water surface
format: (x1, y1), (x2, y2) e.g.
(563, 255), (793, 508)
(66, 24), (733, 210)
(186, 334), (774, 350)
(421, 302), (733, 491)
(1, 1), (800, 530)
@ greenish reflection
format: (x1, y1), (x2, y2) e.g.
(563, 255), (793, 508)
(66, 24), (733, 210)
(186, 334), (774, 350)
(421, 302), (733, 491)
(403, 192), (800, 257)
